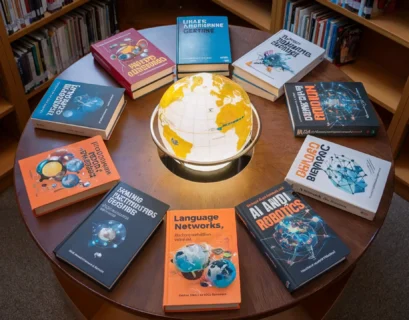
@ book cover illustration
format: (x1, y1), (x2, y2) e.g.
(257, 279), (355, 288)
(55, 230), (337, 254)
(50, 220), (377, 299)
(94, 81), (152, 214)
(91, 28), (174, 87)
(285, 82), (379, 136)
(285, 135), (391, 220)
(54, 182), (170, 289)
(233, 30), (325, 93)
(235, 182), (350, 292)
(163, 209), (240, 311)
(177, 16), (232, 65)
(32, 79), (125, 129)
(19, 136), (120, 212)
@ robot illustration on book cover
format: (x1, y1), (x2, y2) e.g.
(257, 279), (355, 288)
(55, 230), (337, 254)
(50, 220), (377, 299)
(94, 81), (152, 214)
(170, 243), (237, 288)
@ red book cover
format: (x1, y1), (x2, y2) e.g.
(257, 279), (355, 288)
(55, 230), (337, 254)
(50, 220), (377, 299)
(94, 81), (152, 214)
(91, 28), (175, 94)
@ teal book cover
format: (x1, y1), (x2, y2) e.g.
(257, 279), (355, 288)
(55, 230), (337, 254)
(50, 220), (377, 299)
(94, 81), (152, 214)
(176, 16), (232, 65)
(32, 79), (125, 130)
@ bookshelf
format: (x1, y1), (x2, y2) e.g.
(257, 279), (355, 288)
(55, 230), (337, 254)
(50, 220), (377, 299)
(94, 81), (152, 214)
(0, 0), (97, 188)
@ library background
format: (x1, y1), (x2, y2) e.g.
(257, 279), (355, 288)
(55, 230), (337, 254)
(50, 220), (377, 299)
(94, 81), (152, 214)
(0, 0), (408, 320)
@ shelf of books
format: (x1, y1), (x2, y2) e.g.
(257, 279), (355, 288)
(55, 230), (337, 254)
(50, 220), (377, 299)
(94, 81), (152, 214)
(340, 59), (405, 114)
(8, 0), (90, 42)
(316, 0), (409, 49)
(212, 0), (272, 31)
(0, 97), (14, 119)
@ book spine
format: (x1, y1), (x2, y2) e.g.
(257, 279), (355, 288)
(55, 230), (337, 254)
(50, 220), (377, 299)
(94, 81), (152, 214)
(91, 50), (131, 91)
(32, 119), (107, 139)
(286, 180), (375, 220)
(235, 208), (297, 291)
(293, 126), (379, 137)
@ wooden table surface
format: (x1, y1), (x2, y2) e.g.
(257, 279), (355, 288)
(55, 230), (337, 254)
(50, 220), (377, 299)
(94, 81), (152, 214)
(13, 26), (394, 320)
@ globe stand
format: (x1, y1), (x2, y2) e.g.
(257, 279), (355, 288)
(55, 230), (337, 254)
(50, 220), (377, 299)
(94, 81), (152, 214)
(150, 103), (262, 183)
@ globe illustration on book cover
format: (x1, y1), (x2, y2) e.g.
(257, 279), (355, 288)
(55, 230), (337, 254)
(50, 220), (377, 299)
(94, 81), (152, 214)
(157, 73), (253, 171)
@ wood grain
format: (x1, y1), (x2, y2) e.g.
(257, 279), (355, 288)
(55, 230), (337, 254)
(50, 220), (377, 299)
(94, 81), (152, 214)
(13, 26), (394, 320)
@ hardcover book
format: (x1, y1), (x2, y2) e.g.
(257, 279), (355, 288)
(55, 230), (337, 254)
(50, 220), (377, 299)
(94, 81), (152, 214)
(163, 208), (241, 312)
(284, 82), (379, 137)
(176, 16), (232, 72)
(54, 182), (170, 290)
(232, 73), (278, 102)
(235, 182), (350, 292)
(285, 135), (391, 220)
(233, 29), (325, 97)
(18, 136), (120, 216)
(91, 28), (175, 97)
(31, 79), (125, 140)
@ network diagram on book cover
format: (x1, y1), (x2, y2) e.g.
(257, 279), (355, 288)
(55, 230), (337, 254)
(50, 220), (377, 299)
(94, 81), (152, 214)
(251, 50), (294, 73)
(323, 154), (368, 195)
(264, 210), (332, 266)
(90, 220), (127, 249)
(316, 82), (370, 128)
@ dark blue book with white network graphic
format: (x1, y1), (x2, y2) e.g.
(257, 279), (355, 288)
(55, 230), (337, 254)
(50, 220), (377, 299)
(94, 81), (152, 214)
(31, 79), (125, 139)
(176, 16), (231, 72)
(284, 82), (379, 137)
(54, 182), (170, 290)
(235, 182), (350, 292)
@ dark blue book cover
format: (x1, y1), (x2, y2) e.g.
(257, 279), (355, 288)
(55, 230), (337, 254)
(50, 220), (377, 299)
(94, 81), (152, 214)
(235, 182), (350, 292)
(32, 79), (125, 130)
(284, 82), (380, 137)
(176, 16), (232, 65)
(54, 182), (169, 290)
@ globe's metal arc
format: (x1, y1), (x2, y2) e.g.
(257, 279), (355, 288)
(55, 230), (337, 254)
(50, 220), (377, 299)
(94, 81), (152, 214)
(150, 103), (262, 166)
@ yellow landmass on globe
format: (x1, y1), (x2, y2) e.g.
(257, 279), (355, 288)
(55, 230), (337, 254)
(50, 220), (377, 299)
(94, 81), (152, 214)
(190, 75), (203, 92)
(210, 74), (251, 107)
(159, 77), (190, 108)
(162, 124), (193, 159)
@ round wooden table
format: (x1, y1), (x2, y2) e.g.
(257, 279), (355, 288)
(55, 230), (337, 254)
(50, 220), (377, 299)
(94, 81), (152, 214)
(14, 26), (394, 320)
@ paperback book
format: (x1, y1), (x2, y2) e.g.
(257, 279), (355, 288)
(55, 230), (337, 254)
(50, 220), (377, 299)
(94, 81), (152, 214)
(91, 28), (175, 98)
(235, 182), (350, 292)
(31, 79), (126, 140)
(233, 29), (325, 97)
(285, 135), (391, 220)
(284, 82), (379, 137)
(163, 208), (241, 312)
(54, 181), (170, 290)
(18, 136), (120, 216)
(176, 16), (232, 73)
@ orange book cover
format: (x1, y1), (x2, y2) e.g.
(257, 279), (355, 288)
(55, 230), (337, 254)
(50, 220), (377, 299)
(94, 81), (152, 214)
(163, 208), (241, 312)
(19, 136), (120, 215)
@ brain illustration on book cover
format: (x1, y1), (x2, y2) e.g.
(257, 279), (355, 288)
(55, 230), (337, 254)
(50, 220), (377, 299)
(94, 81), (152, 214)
(170, 242), (237, 288)
(90, 220), (127, 250)
(247, 49), (294, 77)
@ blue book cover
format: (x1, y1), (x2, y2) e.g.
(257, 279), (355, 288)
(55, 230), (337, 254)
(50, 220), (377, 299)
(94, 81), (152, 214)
(236, 182), (350, 292)
(32, 79), (125, 136)
(176, 16), (232, 65)
(54, 181), (170, 290)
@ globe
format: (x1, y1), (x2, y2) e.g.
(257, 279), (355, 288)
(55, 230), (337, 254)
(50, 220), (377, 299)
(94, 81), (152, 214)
(158, 73), (253, 171)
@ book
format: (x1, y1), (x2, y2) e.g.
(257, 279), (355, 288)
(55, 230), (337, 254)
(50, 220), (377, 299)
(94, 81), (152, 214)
(284, 82), (379, 136)
(235, 182), (350, 292)
(54, 181), (170, 290)
(285, 135), (391, 220)
(91, 28), (174, 98)
(334, 25), (362, 65)
(18, 136), (120, 216)
(31, 79), (125, 139)
(232, 30), (325, 98)
(232, 73), (278, 102)
(176, 16), (231, 73)
(163, 208), (241, 312)
(177, 71), (229, 80)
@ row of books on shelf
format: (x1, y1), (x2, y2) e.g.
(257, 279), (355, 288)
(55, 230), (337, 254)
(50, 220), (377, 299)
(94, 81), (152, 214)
(19, 132), (390, 310)
(12, 0), (118, 94)
(330, 0), (398, 19)
(283, 0), (362, 65)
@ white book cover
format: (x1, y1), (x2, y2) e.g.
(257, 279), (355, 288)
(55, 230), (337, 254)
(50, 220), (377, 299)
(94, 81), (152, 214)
(285, 135), (391, 220)
(233, 30), (325, 96)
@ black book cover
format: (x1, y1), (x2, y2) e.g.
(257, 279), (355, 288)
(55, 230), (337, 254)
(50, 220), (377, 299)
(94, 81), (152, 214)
(284, 82), (380, 137)
(235, 182), (350, 292)
(54, 182), (170, 290)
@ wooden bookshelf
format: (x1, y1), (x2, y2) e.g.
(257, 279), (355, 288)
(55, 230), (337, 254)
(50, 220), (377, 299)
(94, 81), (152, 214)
(340, 59), (406, 114)
(26, 75), (56, 100)
(0, 97), (14, 119)
(8, 0), (90, 42)
(316, 0), (409, 49)
(395, 140), (409, 188)
(212, 0), (272, 31)
(0, 136), (18, 179)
